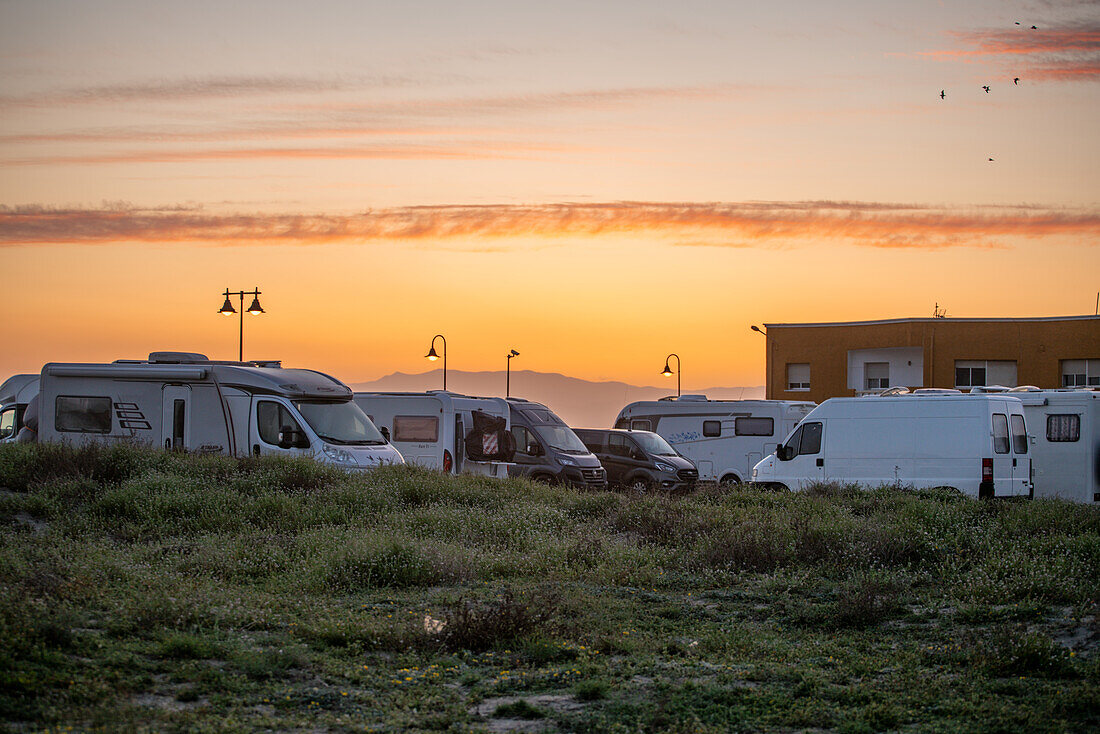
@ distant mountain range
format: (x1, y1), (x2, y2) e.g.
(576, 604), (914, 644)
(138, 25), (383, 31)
(350, 369), (765, 427)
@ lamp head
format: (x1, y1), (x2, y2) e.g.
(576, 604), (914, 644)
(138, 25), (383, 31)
(246, 293), (264, 315)
(219, 295), (236, 316)
(426, 346), (439, 361)
(509, 350), (520, 357)
(661, 362), (673, 377)
(751, 325), (765, 334)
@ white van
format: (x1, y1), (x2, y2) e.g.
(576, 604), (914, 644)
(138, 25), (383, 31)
(34, 352), (403, 469)
(613, 395), (815, 484)
(353, 391), (513, 478)
(1004, 388), (1098, 504)
(0, 374), (38, 443)
(751, 391), (1032, 498)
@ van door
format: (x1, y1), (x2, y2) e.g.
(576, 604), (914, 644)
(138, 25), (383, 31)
(250, 397), (312, 458)
(1009, 413), (1030, 496)
(161, 385), (191, 451)
(779, 421), (825, 487)
(991, 413), (1011, 495)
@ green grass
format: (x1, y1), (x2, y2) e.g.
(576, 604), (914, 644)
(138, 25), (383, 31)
(0, 442), (1097, 731)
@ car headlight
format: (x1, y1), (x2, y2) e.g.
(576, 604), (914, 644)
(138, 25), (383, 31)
(655, 462), (676, 473)
(322, 444), (356, 465)
(558, 456), (576, 466)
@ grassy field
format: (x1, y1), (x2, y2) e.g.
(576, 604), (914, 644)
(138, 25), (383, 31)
(1, 444), (1098, 733)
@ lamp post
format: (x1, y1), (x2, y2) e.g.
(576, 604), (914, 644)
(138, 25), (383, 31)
(425, 334), (447, 390)
(660, 353), (681, 398)
(750, 325), (767, 336)
(506, 350), (520, 397)
(218, 287), (265, 362)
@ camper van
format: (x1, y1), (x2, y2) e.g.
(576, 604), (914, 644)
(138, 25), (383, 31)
(0, 374), (38, 443)
(999, 388), (1098, 504)
(751, 391), (1033, 498)
(613, 395), (815, 484)
(34, 352), (403, 469)
(353, 392), (514, 478)
(506, 398), (606, 488)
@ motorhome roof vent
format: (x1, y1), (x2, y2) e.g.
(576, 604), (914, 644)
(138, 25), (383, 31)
(910, 388), (963, 395)
(148, 352), (210, 364)
(250, 360), (282, 368)
(1008, 385), (1041, 392)
(677, 394), (709, 401)
(969, 385), (1010, 393)
(878, 387), (911, 397)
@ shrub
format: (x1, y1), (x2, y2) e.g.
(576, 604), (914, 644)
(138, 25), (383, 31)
(435, 588), (558, 652)
(972, 629), (1074, 678)
(493, 699), (544, 719)
(325, 540), (437, 590)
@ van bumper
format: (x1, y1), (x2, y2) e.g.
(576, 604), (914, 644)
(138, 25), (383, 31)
(563, 467), (608, 490)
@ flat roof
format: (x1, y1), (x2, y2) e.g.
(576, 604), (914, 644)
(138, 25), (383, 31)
(764, 315), (1100, 329)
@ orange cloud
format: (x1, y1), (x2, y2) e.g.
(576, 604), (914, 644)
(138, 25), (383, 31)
(2, 201), (1097, 251)
(920, 23), (1100, 81)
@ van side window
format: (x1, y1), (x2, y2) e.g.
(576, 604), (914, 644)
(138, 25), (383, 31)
(512, 426), (535, 454)
(608, 434), (632, 457)
(702, 420), (721, 437)
(992, 414), (1010, 454)
(0, 408), (14, 440)
(55, 396), (112, 433)
(785, 425), (803, 455)
(257, 401), (302, 445)
(1009, 415), (1027, 454)
(1046, 414), (1080, 442)
(631, 419), (652, 431)
(798, 422), (822, 455)
(735, 417), (773, 436)
(614, 419), (630, 429)
(393, 415), (439, 442)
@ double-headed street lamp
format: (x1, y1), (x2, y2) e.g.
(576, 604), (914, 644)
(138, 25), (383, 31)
(506, 349), (520, 397)
(218, 287), (265, 362)
(660, 353), (681, 398)
(425, 334), (447, 390)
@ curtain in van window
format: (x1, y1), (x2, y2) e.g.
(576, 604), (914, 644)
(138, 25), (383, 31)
(992, 414), (1010, 454)
(1010, 415), (1027, 454)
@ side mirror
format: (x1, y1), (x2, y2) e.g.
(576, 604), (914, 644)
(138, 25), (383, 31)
(527, 442), (543, 456)
(380, 426), (390, 442)
(631, 450), (645, 461)
(278, 426), (309, 450)
(777, 445), (792, 461)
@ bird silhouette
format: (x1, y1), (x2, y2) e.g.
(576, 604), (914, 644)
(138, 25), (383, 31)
(1014, 77), (1020, 85)
(1015, 21), (1021, 25)
(1031, 25), (1038, 29)
(940, 89), (946, 99)
(988, 158), (995, 162)
(982, 85), (991, 93)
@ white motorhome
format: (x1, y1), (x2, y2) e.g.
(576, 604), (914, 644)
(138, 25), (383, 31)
(353, 391), (513, 478)
(0, 374), (39, 443)
(751, 390), (1033, 498)
(34, 352), (403, 469)
(997, 387), (1098, 504)
(613, 395), (816, 484)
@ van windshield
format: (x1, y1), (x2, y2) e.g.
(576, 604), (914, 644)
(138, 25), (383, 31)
(295, 401), (387, 445)
(532, 425), (589, 454)
(631, 432), (679, 456)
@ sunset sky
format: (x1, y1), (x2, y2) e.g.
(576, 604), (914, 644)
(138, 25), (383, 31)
(1, 0), (1098, 389)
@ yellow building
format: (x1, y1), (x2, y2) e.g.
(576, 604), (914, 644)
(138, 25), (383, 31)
(762, 315), (1100, 403)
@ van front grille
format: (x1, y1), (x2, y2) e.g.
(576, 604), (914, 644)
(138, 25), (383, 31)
(582, 468), (606, 481)
(677, 468), (699, 482)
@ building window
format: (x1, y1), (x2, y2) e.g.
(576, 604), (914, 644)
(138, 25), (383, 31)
(1046, 414), (1079, 442)
(702, 420), (721, 437)
(956, 360), (1017, 389)
(1062, 359), (1100, 387)
(864, 362), (890, 390)
(787, 363), (810, 391)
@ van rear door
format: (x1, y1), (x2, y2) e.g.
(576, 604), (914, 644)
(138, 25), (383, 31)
(1009, 412), (1030, 496)
(991, 412), (1012, 495)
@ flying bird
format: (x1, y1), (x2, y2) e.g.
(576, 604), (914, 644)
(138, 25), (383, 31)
(988, 158), (995, 162)
(982, 85), (991, 93)
(1031, 25), (1038, 29)
(1015, 21), (1021, 25)
(1014, 77), (1020, 85)
(940, 89), (946, 99)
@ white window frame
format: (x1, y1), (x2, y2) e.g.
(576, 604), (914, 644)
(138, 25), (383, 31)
(786, 363), (810, 392)
(864, 362), (890, 390)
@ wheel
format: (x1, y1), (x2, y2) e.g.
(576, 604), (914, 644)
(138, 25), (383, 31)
(719, 474), (741, 487)
(531, 473), (555, 485)
(627, 475), (654, 494)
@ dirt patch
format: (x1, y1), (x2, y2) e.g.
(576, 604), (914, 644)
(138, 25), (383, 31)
(131, 693), (207, 712)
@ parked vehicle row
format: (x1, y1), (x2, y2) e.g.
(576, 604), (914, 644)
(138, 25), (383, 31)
(2, 353), (1097, 503)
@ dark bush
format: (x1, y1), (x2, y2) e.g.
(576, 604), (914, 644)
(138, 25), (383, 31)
(435, 588), (558, 652)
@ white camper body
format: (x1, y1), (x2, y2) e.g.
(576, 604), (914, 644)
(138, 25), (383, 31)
(353, 391), (512, 478)
(0, 374), (39, 443)
(751, 392), (1032, 498)
(613, 395), (816, 484)
(1007, 388), (1099, 504)
(35, 352), (403, 469)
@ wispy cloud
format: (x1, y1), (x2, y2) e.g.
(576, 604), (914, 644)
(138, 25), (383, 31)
(2, 201), (1096, 251)
(919, 23), (1100, 81)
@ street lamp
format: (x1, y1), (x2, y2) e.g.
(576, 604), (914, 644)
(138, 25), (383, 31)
(218, 287), (265, 362)
(750, 325), (767, 336)
(425, 334), (447, 390)
(506, 349), (520, 397)
(661, 353), (681, 398)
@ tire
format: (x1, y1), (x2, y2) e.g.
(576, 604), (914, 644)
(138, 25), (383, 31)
(531, 473), (556, 485)
(719, 474), (741, 487)
(627, 475), (654, 494)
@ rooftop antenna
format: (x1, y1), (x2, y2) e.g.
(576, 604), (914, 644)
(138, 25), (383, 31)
(932, 302), (948, 318)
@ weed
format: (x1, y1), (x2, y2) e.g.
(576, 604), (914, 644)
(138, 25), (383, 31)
(436, 588), (558, 652)
(493, 699), (545, 719)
